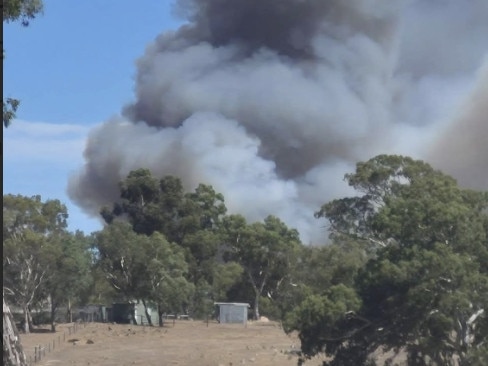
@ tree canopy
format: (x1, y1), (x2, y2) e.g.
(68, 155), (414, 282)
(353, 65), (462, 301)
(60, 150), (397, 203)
(286, 155), (488, 365)
(94, 221), (193, 324)
(222, 214), (302, 320)
(3, 0), (43, 25)
(100, 169), (231, 317)
(4, 155), (487, 366)
(3, 0), (44, 127)
(2, 194), (91, 333)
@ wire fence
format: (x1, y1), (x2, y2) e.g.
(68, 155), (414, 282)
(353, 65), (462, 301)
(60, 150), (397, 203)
(27, 322), (87, 364)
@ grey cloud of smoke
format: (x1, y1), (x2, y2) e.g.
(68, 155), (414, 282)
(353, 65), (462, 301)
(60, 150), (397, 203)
(428, 61), (488, 190)
(68, 0), (488, 244)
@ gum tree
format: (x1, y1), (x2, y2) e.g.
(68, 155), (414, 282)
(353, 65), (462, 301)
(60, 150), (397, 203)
(286, 155), (488, 365)
(3, 194), (68, 334)
(223, 215), (302, 320)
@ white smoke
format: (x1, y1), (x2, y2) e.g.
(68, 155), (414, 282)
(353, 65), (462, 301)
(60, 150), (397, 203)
(68, 0), (488, 244)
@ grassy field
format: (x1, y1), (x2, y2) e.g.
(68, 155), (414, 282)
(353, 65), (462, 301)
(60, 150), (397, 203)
(19, 320), (329, 366)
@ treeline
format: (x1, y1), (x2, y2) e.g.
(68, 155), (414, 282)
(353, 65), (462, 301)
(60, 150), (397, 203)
(3, 155), (488, 365)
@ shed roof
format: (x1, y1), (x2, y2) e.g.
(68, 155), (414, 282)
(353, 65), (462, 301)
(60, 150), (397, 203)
(214, 302), (250, 307)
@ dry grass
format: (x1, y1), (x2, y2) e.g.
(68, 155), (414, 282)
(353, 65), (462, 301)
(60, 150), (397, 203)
(20, 320), (328, 366)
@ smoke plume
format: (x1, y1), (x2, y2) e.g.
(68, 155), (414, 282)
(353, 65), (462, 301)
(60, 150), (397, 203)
(428, 61), (488, 190)
(68, 0), (488, 244)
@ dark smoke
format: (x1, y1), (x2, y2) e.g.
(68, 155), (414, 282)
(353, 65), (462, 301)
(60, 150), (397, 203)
(68, 0), (488, 243)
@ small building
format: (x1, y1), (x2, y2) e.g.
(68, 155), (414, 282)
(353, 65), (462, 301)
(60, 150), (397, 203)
(78, 304), (108, 322)
(214, 302), (250, 324)
(111, 301), (157, 325)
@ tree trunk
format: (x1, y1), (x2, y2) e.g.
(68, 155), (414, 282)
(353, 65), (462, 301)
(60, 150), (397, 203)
(131, 304), (138, 325)
(50, 297), (57, 332)
(254, 292), (260, 321)
(141, 300), (153, 326)
(3, 298), (28, 366)
(22, 307), (29, 334)
(158, 304), (164, 327)
(27, 305), (34, 331)
(248, 270), (266, 321)
(67, 298), (72, 323)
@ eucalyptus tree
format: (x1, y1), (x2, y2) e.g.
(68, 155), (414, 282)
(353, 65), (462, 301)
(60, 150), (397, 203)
(45, 231), (92, 330)
(100, 169), (229, 317)
(4, 6), (46, 363)
(94, 222), (192, 325)
(286, 155), (488, 365)
(100, 169), (227, 241)
(3, 194), (68, 333)
(222, 214), (302, 320)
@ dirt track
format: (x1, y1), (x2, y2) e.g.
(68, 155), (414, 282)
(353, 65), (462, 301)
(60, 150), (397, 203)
(20, 321), (328, 366)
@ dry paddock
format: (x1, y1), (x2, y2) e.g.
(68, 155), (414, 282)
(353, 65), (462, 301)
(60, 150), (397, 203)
(19, 320), (329, 366)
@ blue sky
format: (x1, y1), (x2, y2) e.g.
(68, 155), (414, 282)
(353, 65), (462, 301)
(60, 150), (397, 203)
(3, 0), (183, 234)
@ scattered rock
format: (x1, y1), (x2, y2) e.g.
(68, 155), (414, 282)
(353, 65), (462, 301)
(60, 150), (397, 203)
(284, 349), (301, 356)
(86, 339), (94, 344)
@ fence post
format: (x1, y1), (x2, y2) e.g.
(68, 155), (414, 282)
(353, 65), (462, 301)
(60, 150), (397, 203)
(34, 346), (38, 362)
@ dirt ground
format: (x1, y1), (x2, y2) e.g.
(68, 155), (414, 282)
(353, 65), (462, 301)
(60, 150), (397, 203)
(19, 320), (328, 366)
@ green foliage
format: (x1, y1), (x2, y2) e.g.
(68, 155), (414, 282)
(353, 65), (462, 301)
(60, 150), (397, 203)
(3, 230), (51, 307)
(212, 262), (244, 301)
(101, 168), (163, 235)
(79, 264), (118, 305)
(94, 222), (193, 316)
(45, 231), (92, 323)
(284, 285), (362, 356)
(101, 169), (227, 239)
(140, 231), (194, 314)
(3, 0), (43, 25)
(287, 155), (488, 365)
(271, 239), (368, 323)
(3, 194), (68, 238)
(300, 239), (368, 292)
(222, 214), (302, 319)
(101, 169), (232, 317)
(3, 98), (20, 127)
(2, 194), (77, 333)
(3, 0), (44, 128)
